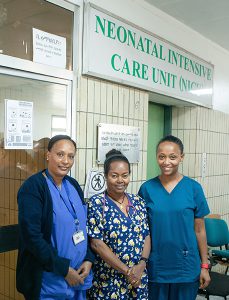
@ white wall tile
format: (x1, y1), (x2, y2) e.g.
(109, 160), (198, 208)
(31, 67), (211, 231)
(134, 90), (140, 121)
(112, 84), (119, 117)
(86, 113), (94, 148)
(183, 131), (190, 153)
(129, 89), (135, 119)
(177, 107), (185, 129)
(190, 107), (197, 129)
(79, 77), (88, 112)
(118, 86), (124, 118)
(87, 79), (95, 113)
(123, 88), (130, 119)
(143, 93), (148, 122)
(78, 112), (87, 148)
(100, 81), (107, 115)
(139, 91), (144, 121)
(106, 83), (113, 116)
(78, 149), (86, 185)
(184, 107), (191, 129)
(94, 80), (101, 114)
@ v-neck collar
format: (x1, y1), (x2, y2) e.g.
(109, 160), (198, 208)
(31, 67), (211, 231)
(157, 175), (185, 195)
(105, 193), (131, 221)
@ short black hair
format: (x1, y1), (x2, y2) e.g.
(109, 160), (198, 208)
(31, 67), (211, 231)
(156, 135), (184, 154)
(47, 135), (76, 151)
(104, 149), (131, 176)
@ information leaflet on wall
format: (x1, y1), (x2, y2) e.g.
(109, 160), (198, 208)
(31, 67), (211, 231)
(97, 123), (141, 164)
(83, 4), (214, 107)
(33, 28), (66, 68)
(4, 99), (33, 149)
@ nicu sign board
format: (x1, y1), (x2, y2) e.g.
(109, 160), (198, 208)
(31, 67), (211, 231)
(83, 4), (214, 107)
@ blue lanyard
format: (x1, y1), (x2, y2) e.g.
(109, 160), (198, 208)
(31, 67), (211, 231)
(45, 169), (80, 229)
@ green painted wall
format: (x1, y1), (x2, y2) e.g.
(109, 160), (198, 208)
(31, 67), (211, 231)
(147, 102), (165, 179)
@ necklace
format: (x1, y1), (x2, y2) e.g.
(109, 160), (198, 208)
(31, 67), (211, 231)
(107, 192), (125, 210)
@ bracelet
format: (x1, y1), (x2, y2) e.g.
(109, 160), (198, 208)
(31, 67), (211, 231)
(201, 263), (210, 269)
(140, 257), (148, 264)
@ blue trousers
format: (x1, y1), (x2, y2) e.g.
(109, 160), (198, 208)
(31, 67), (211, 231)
(39, 290), (86, 300)
(148, 281), (199, 300)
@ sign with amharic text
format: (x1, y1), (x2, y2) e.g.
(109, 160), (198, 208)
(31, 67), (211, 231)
(97, 123), (141, 164)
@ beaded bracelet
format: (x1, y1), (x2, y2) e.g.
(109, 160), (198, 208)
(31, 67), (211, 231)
(201, 263), (210, 269)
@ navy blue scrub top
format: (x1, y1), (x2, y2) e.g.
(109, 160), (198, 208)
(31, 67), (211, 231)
(139, 176), (210, 283)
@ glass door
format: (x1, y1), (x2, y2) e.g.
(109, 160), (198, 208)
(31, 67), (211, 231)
(0, 69), (72, 300)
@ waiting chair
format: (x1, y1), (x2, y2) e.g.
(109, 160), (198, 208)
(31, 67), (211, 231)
(204, 217), (229, 272)
(203, 217), (229, 300)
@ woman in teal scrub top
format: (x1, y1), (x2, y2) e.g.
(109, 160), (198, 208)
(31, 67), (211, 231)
(139, 135), (211, 300)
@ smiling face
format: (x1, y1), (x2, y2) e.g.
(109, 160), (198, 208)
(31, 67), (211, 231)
(106, 160), (130, 196)
(157, 141), (184, 177)
(47, 139), (76, 184)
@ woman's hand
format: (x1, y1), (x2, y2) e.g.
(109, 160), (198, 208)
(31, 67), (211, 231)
(77, 261), (92, 280)
(199, 268), (211, 289)
(127, 261), (146, 288)
(65, 267), (84, 286)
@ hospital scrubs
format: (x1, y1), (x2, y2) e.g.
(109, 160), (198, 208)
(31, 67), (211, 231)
(139, 176), (210, 300)
(40, 175), (92, 299)
(87, 193), (149, 300)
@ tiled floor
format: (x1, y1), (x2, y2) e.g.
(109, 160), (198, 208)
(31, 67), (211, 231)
(196, 295), (229, 300)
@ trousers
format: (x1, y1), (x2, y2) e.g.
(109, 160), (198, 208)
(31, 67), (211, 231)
(148, 281), (199, 300)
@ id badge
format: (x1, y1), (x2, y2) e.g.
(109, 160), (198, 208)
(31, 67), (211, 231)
(73, 230), (85, 245)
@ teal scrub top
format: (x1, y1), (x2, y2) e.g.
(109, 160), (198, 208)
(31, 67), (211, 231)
(139, 176), (210, 283)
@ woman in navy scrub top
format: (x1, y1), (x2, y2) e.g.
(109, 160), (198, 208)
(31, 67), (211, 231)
(87, 149), (150, 299)
(17, 135), (93, 300)
(138, 135), (211, 300)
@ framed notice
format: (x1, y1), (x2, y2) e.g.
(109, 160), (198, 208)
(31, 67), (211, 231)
(97, 123), (141, 164)
(4, 99), (33, 149)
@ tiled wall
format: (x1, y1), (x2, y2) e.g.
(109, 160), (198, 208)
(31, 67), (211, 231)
(75, 76), (149, 195)
(0, 144), (47, 300)
(76, 79), (229, 227)
(172, 106), (229, 225)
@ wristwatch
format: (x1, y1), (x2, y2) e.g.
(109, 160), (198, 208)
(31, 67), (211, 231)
(140, 256), (148, 264)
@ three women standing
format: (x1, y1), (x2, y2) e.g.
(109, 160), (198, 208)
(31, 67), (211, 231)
(139, 135), (211, 300)
(17, 133), (210, 300)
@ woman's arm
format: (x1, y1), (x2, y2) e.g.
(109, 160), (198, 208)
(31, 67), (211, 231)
(194, 218), (211, 289)
(90, 238), (130, 275)
(141, 234), (151, 259)
(128, 234), (151, 287)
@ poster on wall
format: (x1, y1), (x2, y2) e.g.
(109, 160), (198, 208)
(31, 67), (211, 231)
(84, 168), (106, 199)
(97, 123), (141, 164)
(33, 28), (66, 68)
(83, 4), (214, 108)
(4, 99), (33, 149)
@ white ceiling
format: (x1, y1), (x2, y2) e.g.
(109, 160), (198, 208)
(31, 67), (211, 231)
(145, 0), (229, 52)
